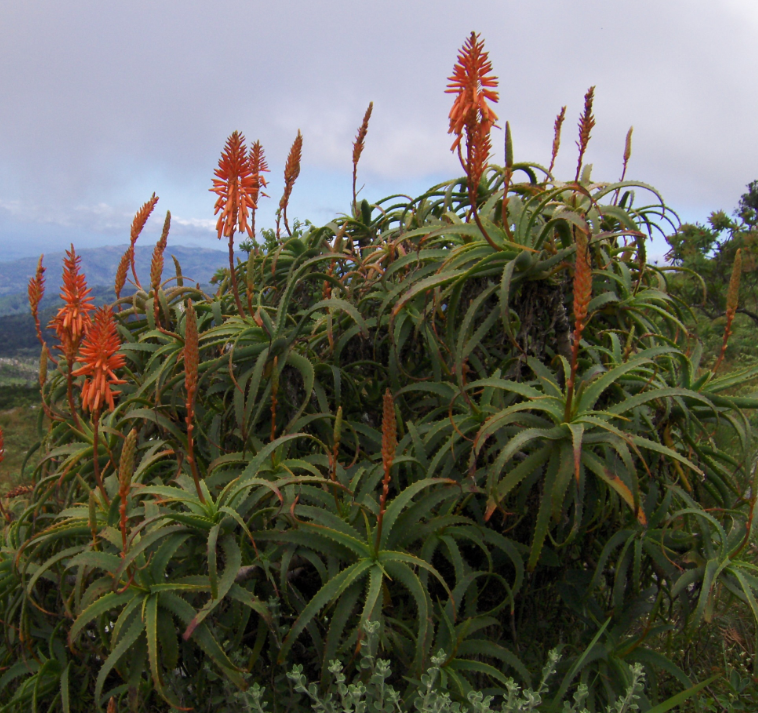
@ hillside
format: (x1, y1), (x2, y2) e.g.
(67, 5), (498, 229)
(0, 244), (229, 356)
(0, 243), (229, 304)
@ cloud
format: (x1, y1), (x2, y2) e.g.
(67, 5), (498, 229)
(0, 0), (755, 259)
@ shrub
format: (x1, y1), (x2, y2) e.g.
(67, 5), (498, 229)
(0, 31), (755, 713)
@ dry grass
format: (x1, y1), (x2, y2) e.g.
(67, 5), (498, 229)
(0, 404), (42, 491)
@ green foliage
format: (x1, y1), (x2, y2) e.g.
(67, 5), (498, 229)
(665, 181), (758, 367)
(2, 159), (758, 712)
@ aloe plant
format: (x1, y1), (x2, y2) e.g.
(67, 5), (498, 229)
(0, 32), (756, 713)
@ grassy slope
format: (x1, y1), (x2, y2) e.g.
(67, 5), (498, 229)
(0, 358), (42, 490)
(0, 404), (41, 492)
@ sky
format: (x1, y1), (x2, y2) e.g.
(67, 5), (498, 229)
(0, 0), (756, 263)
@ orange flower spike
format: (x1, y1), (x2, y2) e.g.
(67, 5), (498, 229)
(549, 106), (566, 175)
(249, 140), (270, 240)
(375, 388), (397, 551)
(575, 86), (596, 182)
(381, 388), (397, 479)
(352, 102), (374, 207)
(210, 131), (256, 239)
(72, 306), (126, 413)
(183, 299), (204, 502)
(28, 254), (45, 320)
(150, 211), (171, 294)
(278, 130), (303, 238)
(573, 234), (592, 328)
(184, 300), (199, 400)
(564, 232), (592, 422)
(28, 255), (49, 351)
(114, 251), (130, 301)
(249, 141), (270, 206)
(54, 245), (95, 348)
(467, 120), (493, 197)
(128, 193), (159, 287)
(446, 32), (499, 152)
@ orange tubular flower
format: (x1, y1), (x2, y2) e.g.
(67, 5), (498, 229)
(72, 306), (126, 413)
(446, 32), (499, 154)
(50, 245), (95, 360)
(278, 131), (303, 238)
(446, 33), (500, 248)
(27, 255), (50, 353)
(126, 193), (159, 288)
(352, 102), (373, 207)
(210, 131), (256, 240)
(249, 140), (270, 240)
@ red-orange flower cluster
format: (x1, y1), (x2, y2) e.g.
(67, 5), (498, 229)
(446, 33), (499, 231)
(249, 141), (269, 209)
(72, 306), (126, 412)
(446, 32), (499, 154)
(27, 255), (48, 351)
(210, 131), (256, 239)
(249, 140), (270, 240)
(50, 245), (95, 361)
(278, 131), (303, 238)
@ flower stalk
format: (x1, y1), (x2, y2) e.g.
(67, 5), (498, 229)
(28, 255), (55, 363)
(150, 211), (171, 327)
(72, 305), (125, 502)
(119, 429), (137, 555)
(211, 131), (257, 315)
(249, 140), (270, 242)
(548, 106), (566, 176)
(374, 389), (397, 553)
(183, 300), (204, 502)
(125, 193), (159, 291)
(564, 232), (592, 422)
(352, 102), (373, 210)
(277, 131), (303, 239)
(575, 87), (596, 182)
(446, 32), (500, 251)
(51, 245), (95, 430)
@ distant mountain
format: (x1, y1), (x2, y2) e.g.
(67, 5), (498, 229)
(0, 244), (230, 301)
(0, 243), (234, 356)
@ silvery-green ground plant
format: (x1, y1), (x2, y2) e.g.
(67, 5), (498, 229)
(230, 622), (648, 713)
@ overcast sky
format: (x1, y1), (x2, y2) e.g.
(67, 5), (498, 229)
(0, 0), (755, 263)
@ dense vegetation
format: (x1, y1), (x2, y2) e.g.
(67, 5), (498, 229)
(1, 32), (757, 713)
(665, 182), (758, 372)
